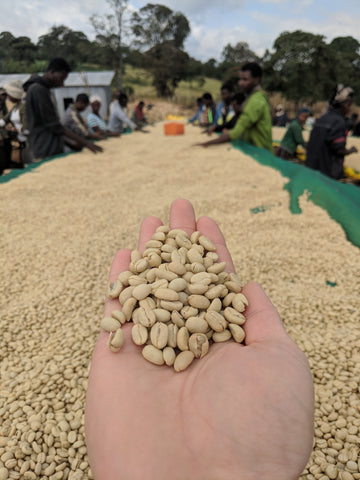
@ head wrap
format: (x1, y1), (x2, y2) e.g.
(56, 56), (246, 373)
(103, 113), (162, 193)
(4, 80), (24, 100)
(90, 95), (101, 104)
(332, 84), (354, 105)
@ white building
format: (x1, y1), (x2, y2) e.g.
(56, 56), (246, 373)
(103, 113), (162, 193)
(0, 71), (115, 120)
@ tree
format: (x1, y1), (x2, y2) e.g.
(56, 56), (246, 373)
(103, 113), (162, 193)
(0, 31), (15, 59)
(221, 42), (259, 65)
(202, 58), (221, 79)
(329, 36), (360, 103)
(37, 25), (92, 68)
(145, 41), (189, 97)
(90, 0), (130, 87)
(131, 4), (190, 49)
(10, 36), (37, 63)
(261, 30), (338, 104)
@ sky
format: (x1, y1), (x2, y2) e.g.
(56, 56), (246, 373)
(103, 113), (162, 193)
(4, 0), (360, 61)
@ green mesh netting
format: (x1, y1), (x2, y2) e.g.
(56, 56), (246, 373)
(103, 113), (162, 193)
(0, 151), (71, 184)
(232, 139), (360, 248)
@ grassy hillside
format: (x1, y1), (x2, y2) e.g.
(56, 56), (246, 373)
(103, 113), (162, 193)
(121, 65), (222, 107)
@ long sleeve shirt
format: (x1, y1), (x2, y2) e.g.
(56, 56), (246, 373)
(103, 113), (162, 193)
(23, 75), (64, 158)
(228, 89), (273, 152)
(280, 119), (306, 154)
(108, 102), (136, 133)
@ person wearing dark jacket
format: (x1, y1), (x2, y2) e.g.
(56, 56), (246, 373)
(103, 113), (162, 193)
(23, 58), (102, 159)
(306, 85), (358, 180)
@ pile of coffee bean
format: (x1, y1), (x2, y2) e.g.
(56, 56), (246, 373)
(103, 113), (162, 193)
(101, 226), (247, 371)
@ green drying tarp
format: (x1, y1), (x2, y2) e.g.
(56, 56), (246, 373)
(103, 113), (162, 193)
(231, 139), (360, 249)
(0, 132), (132, 185)
(0, 151), (72, 184)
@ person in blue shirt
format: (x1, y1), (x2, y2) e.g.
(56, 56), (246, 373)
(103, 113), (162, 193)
(87, 96), (120, 138)
(188, 97), (204, 125)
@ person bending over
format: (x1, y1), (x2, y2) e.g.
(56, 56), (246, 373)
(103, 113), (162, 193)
(62, 93), (103, 146)
(108, 93), (138, 134)
(87, 96), (120, 138)
(188, 97), (204, 125)
(207, 83), (235, 135)
(275, 107), (310, 160)
(306, 85), (358, 180)
(207, 92), (245, 134)
(23, 58), (102, 159)
(131, 101), (149, 129)
(197, 63), (273, 152)
(199, 93), (216, 127)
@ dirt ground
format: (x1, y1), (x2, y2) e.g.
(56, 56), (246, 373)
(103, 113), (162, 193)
(1, 122), (359, 479)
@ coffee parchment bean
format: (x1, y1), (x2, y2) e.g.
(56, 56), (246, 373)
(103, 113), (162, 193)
(163, 347), (176, 366)
(223, 307), (245, 325)
(108, 328), (124, 352)
(177, 327), (190, 351)
(107, 280), (123, 299)
(185, 316), (209, 334)
(142, 345), (164, 365)
(174, 351), (195, 372)
(100, 317), (121, 332)
(150, 322), (169, 349)
(189, 333), (209, 358)
(188, 294), (211, 309)
(205, 311), (227, 332)
(229, 323), (245, 343)
(132, 324), (148, 345)
(212, 329), (232, 342)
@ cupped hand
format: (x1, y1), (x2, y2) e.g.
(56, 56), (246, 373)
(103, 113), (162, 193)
(85, 199), (314, 480)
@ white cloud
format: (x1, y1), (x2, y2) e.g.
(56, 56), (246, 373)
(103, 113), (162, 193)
(2, 0), (360, 63)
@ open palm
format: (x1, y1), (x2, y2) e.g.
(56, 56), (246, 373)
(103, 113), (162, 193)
(85, 199), (314, 480)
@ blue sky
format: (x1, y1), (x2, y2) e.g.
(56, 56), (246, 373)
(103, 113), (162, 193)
(5, 0), (360, 61)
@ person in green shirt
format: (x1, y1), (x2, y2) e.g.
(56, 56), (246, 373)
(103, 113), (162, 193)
(196, 62), (273, 152)
(275, 108), (310, 160)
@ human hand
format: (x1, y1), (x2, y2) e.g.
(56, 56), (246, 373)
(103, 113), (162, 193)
(5, 123), (16, 132)
(349, 146), (358, 154)
(85, 199), (314, 480)
(85, 140), (103, 153)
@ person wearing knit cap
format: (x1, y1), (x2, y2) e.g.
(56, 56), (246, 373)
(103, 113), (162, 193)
(306, 84), (358, 180)
(275, 107), (310, 160)
(87, 96), (120, 138)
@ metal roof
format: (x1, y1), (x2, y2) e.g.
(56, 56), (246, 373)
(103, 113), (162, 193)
(0, 71), (115, 87)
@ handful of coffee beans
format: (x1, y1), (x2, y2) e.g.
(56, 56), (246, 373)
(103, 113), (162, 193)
(101, 226), (247, 371)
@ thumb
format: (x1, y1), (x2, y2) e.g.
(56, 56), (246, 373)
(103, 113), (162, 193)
(242, 282), (289, 345)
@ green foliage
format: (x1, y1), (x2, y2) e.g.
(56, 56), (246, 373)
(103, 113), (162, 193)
(219, 41), (259, 78)
(90, 0), (130, 87)
(37, 25), (91, 68)
(131, 3), (190, 49)
(261, 31), (360, 105)
(145, 41), (190, 97)
(1, 23), (360, 106)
